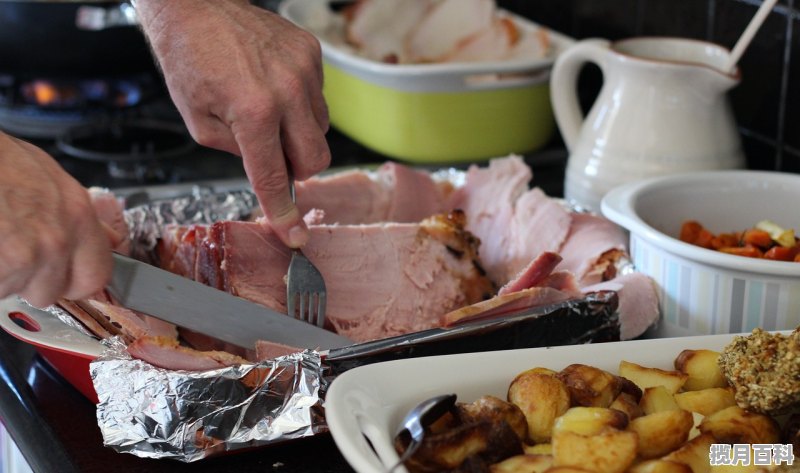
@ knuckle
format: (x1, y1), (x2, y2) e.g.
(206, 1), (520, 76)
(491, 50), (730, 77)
(249, 167), (288, 199)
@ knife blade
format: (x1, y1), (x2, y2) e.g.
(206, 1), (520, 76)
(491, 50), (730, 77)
(107, 253), (353, 350)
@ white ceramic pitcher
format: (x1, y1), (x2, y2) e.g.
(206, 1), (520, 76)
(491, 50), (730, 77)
(551, 37), (746, 212)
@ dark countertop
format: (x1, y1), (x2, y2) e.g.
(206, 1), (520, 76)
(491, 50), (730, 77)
(0, 129), (567, 473)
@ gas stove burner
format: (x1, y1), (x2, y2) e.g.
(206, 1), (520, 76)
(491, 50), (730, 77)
(0, 105), (102, 139)
(57, 119), (197, 181)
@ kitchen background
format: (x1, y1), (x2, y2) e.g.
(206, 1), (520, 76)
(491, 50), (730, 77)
(496, 0), (800, 173)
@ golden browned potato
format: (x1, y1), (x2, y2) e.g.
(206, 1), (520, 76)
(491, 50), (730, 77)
(661, 432), (715, 473)
(458, 395), (528, 442)
(674, 349), (727, 391)
(673, 388), (736, 416)
(556, 364), (622, 408)
(609, 392), (644, 421)
(552, 407), (628, 437)
(698, 405), (781, 444)
(490, 454), (553, 473)
(640, 386), (681, 414)
(628, 409), (694, 459)
(402, 419), (523, 473)
(508, 371), (571, 444)
(542, 468), (595, 473)
(524, 443), (552, 455)
(619, 360), (688, 394)
(552, 430), (638, 473)
(628, 460), (693, 473)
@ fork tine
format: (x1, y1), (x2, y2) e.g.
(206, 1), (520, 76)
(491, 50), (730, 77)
(298, 292), (307, 321)
(287, 291), (296, 319)
(316, 292), (326, 327)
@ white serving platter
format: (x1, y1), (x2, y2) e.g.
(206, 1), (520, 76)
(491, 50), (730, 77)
(325, 333), (751, 473)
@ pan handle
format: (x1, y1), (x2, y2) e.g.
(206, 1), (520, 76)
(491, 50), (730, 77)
(75, 2), (137, 31)
(0, 297), (104, 358)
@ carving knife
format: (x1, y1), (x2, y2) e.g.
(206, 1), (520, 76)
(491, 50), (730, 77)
(107, 253), (353, 350)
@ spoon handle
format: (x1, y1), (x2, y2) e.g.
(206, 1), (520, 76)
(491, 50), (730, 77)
(725, 0), (778, 74)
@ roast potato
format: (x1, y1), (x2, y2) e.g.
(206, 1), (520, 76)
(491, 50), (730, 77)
(629, 460), (693, 473)
(552, 407), (628, 437)
(489, 454), (552, 473)
(609, 392), (644, 421)
(628, 409), (694, 459)
(673, 349), (727, 391)
(640, 386), (681, 415)
(619, 360), (688, 394)
(661, 432), (715, 473)
(552, 430), (638, 473)
(508, 371), (571, 444)
(556, 364), (622, 408)
(698, 405), (781, 444)
(673, 387), (736, 416)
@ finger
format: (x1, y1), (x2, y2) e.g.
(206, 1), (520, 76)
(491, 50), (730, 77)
(19, 252), (71, 308)
(100, 221), (123, 249)
(280, 94), (331, 181)
(307, 79), (330, 134)
(233, 119), (309, 248)
(63, 220), (113, 301)
(183, 107), (242, 156)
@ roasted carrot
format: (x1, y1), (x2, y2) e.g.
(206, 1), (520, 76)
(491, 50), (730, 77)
(741, 228), (773, 249)
(711, 233), (739, 250)
(680, 221), (704, 244)
(764, 246), (798, 261)
(719, 245), (763, 259)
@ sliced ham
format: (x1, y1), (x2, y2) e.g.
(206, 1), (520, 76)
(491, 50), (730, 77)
(555, 213), (627, 286)
(84, 300), (177, 341)
(185, 212), (493, 343)
(498, 251), (562, 296)
(127, 336), (248, 371)
(443, 286), (578, 326)
(255, 340), (302, 361)
(582, 272), (659, 340)
(448, 156), (572, 285)
(405, 0), (494, 63)
(293, 162), (449, 225)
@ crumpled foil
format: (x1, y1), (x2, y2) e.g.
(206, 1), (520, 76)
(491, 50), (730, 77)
(123, 186), (258, 261)
(91, 338), (327, 461)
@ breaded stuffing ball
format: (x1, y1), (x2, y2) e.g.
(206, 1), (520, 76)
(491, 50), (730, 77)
(718, 327), (800, 415)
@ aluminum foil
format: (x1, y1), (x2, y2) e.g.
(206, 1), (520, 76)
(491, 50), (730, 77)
(91, 338), (326, 461)
(123, 186), (258, 260)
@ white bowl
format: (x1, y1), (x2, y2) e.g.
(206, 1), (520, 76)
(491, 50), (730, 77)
(601, 170), (800, 337)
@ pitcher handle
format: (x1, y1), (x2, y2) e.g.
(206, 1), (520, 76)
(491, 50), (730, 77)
(550, 39), (611, 151)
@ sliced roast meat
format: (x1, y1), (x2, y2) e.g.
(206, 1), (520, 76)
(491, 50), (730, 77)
(582, 272), (659, 340)
(127, 336), (249, 371)
(345, 0), (436, 62)
(555, 213), (627, 286)
(448, 156), (571, 285)
(406, 0), (494, 63)
(498, 251), (562, 296)
(442, 286), (578, 326)
(178, 328), (254, 361)
(57, 299), (114, 340)
(255, 340), (302, 361)
(177, 212), (493, 342)
(442, 17), (518, 63)
(293, 162), (449, 225)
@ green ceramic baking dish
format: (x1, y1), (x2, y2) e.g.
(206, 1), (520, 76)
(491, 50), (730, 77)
(280, 0), (575, 164)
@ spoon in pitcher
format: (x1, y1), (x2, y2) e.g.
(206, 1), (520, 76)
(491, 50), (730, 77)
(724, 0), (778, 74)
(387, 393), (457, 473)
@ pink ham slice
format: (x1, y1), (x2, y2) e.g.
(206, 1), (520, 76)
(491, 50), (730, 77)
(188, 213), (492, 343)
(555, 213), (627, 287)
(443, 286), (578, 326)
(127, 336), (248, 371)
(255, 340), (302, 361)
(582, 272), (660, 340)
(448, 156), (572, 285)
(293, 162), (449, 225)
(498, 252), (562, 296)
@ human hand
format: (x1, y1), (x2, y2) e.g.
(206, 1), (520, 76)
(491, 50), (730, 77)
(137, 0), (331, 248)
(0, 134), (114, 307)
